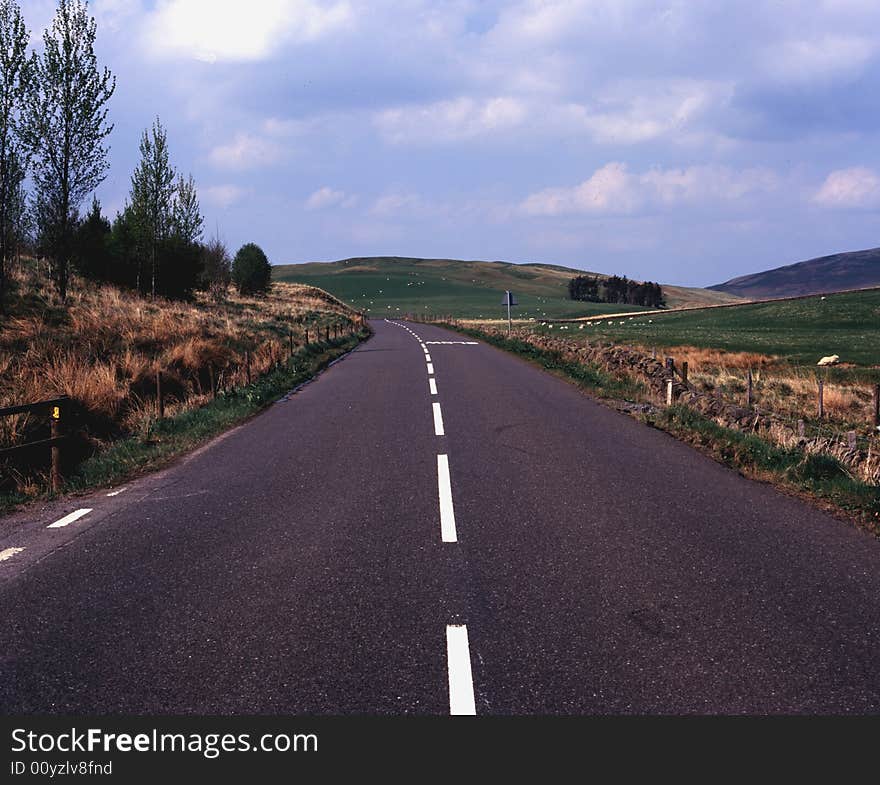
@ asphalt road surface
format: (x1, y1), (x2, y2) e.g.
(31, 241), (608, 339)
(2, 318), (880, 715)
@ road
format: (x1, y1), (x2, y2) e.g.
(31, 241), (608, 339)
(1, 318), (880, 714)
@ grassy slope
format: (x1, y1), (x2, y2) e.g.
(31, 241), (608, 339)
(272, 256), (738, 319)
(547, 288), (880, 366)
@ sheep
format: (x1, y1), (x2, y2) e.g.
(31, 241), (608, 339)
(817, 354), (840, 366)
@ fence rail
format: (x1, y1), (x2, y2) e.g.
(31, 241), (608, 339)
(0, 396), (70, 491)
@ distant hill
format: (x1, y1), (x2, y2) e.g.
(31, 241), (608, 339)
(710, 247), (880, 299)
(273, 256), (740, 320)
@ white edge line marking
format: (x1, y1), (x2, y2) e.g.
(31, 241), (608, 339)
(432, 402), (445, 436)
(427, 363), (434, 375)
(429, 378), (438, 395)
(47, 508), (93, 529)
(446, 624), (477, 715)
(437, 454), (457, 543)
(106, 487), (127, 497)
(0, 547), (24, 562)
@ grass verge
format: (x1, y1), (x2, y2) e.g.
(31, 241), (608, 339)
(450, 323), (880, 533)
(0, 331), (369, 513)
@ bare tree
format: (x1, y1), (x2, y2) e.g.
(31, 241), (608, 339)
(22, 0), (115, 302)
(0, 0), (29, 311)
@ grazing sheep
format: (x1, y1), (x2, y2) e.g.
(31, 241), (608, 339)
(817, 354), (840, 366)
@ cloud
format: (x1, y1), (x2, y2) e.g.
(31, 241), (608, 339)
(374, 96), (527, 144)
(812, 167), (880, 208)
(521, 162), (778, 216)
(143, 0), (351, 62)
(305, 186), (356, 210)
(762, 35), (877, 84)
(202, 184), (249, 208)
(208, 133), (283, 170)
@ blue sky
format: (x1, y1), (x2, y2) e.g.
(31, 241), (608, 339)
(25, 0), (880, 286)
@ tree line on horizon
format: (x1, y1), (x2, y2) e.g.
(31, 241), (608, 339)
(568, 274), (665, 308)
(0, 0), (270, 311)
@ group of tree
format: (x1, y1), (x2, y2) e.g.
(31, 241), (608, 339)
(568, 274), (665, 308)
(0, 0), (272, 308)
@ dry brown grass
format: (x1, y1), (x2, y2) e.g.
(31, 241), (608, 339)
(0, 260), (358, 453)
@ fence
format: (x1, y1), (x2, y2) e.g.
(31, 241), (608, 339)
(0, 397), (70, 492)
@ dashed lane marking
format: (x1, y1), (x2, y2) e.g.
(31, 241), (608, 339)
(429, 378), (438, 395)
(0, 547), (24, 563)
(446, 625), (477, 715)
(433, 402), (445, 436)
(47, 508), (93, 529)
(437, 455), (457, 543)
(427, 363), (434, 375)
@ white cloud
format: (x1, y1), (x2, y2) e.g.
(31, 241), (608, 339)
(305, 186), (356, 210)
(762, 35), (877, 84)
(143, 0), (351, 62)
(521, 162), (778, 216)
(208, 133), (283, 170)
(369, 192), (441, 219)
(202, 185), (248, 208)
(374, 96), (527, 144)
(813, 167), (880, 208)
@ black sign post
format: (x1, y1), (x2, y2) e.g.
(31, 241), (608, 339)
(501, 290), (518, 335)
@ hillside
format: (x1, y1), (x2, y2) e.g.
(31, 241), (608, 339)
(273, 256), (740, 320)
(543, 287), (880, 366)
(711, 247), (880, 299)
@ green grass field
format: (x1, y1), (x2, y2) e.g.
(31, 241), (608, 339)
(272, 256), (737, 320)
(542, 288), (880, 367)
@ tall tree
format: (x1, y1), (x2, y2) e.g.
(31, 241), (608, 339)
(22, 0), (115, 302)
(172, 173), (203, 245)
(0, 0), (29, 311)
(130, 117), (175, 296)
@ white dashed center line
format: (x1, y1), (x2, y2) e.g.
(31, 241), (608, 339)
(425, 353), (432, 362)
(432, 402), (445, 436)
(429, 378), (438, 395)
(0, 547), (24, 563)
(437, 454), (457, 543)
(47, 508), (93, 529)
(446, 624), (477, 715)
(426, 363), (434, 375)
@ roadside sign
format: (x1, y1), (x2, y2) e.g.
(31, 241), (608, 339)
(501, 291), (518, 306)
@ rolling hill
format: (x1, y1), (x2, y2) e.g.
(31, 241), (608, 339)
(711, 247), (880, 299)
(273, 257), (740, 320)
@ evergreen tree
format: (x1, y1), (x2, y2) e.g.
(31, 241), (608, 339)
(172, 173), (203, 245)
(232, 243), (271, 295)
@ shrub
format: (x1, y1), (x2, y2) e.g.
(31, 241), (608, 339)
(232, 243), (271, 295)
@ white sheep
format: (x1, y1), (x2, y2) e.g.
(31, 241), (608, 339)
(817, 354), (840, 366)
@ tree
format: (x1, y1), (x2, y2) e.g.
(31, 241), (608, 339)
(0, 0), (29, 311)
(130, 117), (175, 297)
(72, 196), (111, 281)
(232, 243), (271, 295)
(172, 173), (203, 245)
(200, 234), (231, 300)
(21, 0), (115, 302)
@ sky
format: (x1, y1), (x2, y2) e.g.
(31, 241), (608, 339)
(23, 0), (880, 286)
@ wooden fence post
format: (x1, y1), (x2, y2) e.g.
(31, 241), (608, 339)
(873, 384), (879, 428)
(289, 334), (294, 359)
(797, 419), (805, 438)
(666, 379), (674, 406)
(681, 361), (688, 386)
(305, 328), (309, 345)
(325, 326), (330, 342)
(747, 369), (754, 408)
(156, 370), (164, 418)
(847, 431), (857, 451)
(818, 379), (824, 419)
(50, 401), (62, 493)
(665, 357), (674, 375)
(245, 351), (251, 385)
(209, 365), (215, 399)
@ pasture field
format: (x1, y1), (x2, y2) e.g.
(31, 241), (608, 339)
(273, 256), (737, 320)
